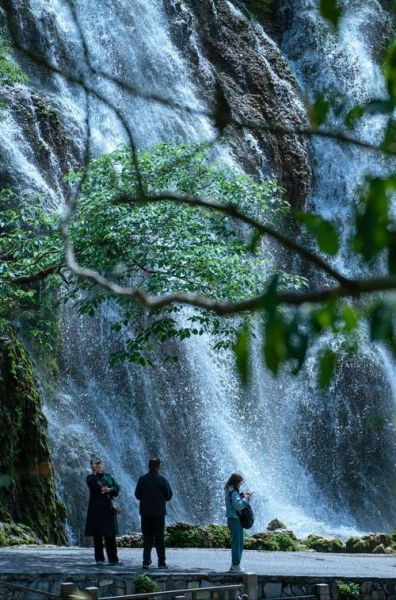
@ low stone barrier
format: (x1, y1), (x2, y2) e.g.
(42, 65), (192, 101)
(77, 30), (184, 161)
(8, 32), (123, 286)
(1, 573), (396, 600)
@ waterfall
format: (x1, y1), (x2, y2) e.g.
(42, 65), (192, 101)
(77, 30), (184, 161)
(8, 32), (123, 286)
(1, 0), (395, 543)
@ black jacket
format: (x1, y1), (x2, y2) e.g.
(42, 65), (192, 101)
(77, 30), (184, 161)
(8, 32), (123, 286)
(134, 470), (173, 516)
(85, 473), (120, 537)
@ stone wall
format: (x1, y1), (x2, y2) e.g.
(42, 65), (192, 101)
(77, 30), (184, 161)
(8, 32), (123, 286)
(0, 572), (395, 600)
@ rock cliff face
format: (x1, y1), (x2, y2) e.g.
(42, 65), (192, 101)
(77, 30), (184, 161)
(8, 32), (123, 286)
(0, 331), (66, 543)
(292, 347), (396, 531)
(165, 0), (312, 208)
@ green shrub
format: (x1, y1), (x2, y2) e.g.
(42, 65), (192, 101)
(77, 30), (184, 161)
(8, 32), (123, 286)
(165, 523), (211, 548)
(134, 574), (159, 594)
(275, 531), (298, 551)
(336, 581), (360, 599)
(207, 524), (231, 548)
(0, 36), (28, 85)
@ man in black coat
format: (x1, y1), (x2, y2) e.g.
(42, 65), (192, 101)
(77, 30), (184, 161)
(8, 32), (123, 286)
(134, 457), (173, 569)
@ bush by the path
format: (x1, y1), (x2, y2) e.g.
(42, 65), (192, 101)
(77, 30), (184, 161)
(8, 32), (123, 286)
(116, 522), (396, 554)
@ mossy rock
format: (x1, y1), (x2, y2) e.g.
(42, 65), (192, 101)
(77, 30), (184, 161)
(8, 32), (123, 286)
(390, 530), (396, 544)
(346, 534), (391, 553)
(246, 532), (280, 551)
(267, 519), (287, 531)
(304, 534), (345, 553)
(165, 522), (211, 548)
(247, 530), (298, 551)
(116, 533), (143, 548)
(207, 524), (231, 548)
(0, 332), (66, 544)
(0, 521), (42, 546)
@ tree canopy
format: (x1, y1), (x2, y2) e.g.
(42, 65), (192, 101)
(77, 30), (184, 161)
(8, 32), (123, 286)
(1, 0), (396, 386)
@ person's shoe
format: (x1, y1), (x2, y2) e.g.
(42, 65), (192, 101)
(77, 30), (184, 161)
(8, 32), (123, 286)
(142, 560), (152, 570)
(95, 560), (105, 565)
(229, 564), (243, 573)
(108, 561), (123, 566)
(158, 563), (168, 570)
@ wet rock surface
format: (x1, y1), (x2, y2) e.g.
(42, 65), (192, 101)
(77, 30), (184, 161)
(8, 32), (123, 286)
(165, 0), (312, 208)
(0, 332), (66, 544)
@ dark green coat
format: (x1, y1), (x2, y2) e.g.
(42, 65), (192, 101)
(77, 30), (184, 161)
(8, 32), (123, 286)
(84, 473), (120, 537)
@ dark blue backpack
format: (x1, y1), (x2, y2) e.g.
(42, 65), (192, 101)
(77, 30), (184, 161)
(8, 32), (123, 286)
(229, 491), (254, 529)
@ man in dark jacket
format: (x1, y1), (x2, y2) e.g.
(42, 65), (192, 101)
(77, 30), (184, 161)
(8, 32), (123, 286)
(134, 457), (173, 569)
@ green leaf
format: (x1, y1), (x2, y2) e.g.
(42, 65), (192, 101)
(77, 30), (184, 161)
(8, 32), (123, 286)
(264, 311), (286, 375)
(319, 0), (342, 28)
(234, 321), (250, 386)
(381, 118), (396, 154)
(298, 212), (339, 256)
(383, 39), (396, 105)
(318, 348), (336, 388)
(352, 177), (395, 261)
(285, 316), (308, 373)
(370, 302), (393, 343)
(309, 96), (330, 129)
(344, 105), (365, 129)
(388, 231), (396, 275)
(342, 305), (358, 332)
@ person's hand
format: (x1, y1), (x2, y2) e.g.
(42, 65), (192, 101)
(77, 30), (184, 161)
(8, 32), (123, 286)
(101, 486), (111, 494)
(245, 491), (254, 498)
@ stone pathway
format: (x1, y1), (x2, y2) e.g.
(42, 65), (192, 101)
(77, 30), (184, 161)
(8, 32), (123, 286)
(0, 546), (396, 578)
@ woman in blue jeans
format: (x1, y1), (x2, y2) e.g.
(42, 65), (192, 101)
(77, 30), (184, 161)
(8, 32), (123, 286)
(225, 473), (253, 572)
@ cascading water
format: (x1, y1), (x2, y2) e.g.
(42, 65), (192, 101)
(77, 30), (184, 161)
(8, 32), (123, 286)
(1, 0), (395, 543)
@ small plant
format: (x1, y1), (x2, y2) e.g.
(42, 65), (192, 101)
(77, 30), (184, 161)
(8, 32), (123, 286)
(336, 581), (360, 599)
(134, 574), (159, 594)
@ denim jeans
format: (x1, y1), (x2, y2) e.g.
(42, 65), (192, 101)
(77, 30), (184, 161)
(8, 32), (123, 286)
(227, 517), (243, 565)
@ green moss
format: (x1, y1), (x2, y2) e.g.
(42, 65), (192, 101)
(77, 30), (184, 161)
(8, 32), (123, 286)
(0, 521), (42, 546)
(345, 534), (391, 553)
(305, 535), (345, 553)
(244, 530), (298, 551)
(267, 518), (287, 531)
(0, 35), (28, 85)
(0, 330), (66, 544)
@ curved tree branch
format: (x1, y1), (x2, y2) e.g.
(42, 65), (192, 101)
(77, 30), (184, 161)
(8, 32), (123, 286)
(118, 191), (354, 287)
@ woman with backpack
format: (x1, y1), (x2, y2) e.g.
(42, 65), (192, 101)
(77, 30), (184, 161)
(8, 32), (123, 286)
(225, 473), (253, 572)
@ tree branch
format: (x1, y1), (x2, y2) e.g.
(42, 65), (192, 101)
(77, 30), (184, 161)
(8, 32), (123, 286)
(10, 266), (58, 285)
(117, 191), (355, 287)
(63, 241), (396, 315)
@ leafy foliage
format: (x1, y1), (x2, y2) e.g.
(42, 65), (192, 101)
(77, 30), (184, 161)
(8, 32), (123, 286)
(335, 582), (360, 600)
(2, 1), (396, 386)
(0, 34), (28, 85)
(0, 143), (304, 365)
(133, 574), (159, 593)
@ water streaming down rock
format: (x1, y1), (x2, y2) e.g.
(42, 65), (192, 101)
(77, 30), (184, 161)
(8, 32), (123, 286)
(279, 0), (396, 532)
(1, 0), (395, 542)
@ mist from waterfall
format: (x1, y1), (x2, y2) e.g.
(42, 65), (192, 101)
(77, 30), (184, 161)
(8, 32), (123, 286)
(1, 0), (395, 543)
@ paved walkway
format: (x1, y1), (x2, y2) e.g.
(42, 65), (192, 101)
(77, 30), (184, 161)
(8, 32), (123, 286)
(0, 547), (396, 579)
